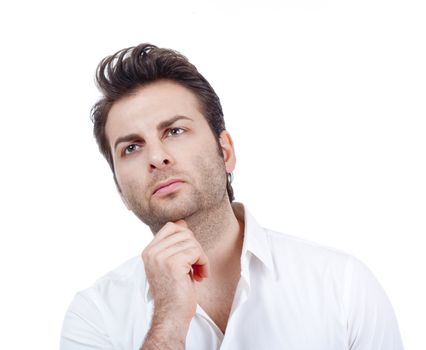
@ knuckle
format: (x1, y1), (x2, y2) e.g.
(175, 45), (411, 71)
(183, 246), (198, 258)
(153, 253), (163, 265)
(141, 249), (149, 262)
(143, 249), (159, 266)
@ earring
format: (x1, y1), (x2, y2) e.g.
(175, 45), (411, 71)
(227, 172), (234, 184)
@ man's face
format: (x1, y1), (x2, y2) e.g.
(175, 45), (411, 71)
(105, 80), (235, 232)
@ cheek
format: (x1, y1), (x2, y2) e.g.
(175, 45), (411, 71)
(191, 151), (226, 181)
(115, 163), (144, 192)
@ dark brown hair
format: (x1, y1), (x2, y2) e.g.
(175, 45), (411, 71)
(91, 43), (234, 202)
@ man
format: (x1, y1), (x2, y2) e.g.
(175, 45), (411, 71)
(60, 43), (404, 350)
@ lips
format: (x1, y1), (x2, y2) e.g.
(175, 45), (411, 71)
(152, 179), (183, 195)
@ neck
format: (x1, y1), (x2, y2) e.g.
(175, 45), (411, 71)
(185, 200), (244, 262)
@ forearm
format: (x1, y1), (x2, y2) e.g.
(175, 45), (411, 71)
(140, 221), (208, 349)
(140, 316), (190, 350)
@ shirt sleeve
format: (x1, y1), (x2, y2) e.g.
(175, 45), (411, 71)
(343, 256), (404, 350)
(60, 292), (115, 350)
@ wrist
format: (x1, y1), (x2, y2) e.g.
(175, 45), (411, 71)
(150, 312), (192, 341)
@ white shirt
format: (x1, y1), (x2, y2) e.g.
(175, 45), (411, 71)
(60, 203), (403, 349)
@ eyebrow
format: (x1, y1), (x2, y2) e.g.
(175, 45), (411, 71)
(113, 115), (193, 151)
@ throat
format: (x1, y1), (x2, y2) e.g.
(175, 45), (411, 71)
(184, 200), (236, 252)
(196, 263), (242, 334)
(189, 201), (245, 333)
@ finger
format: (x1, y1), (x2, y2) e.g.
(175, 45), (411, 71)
(152, 239), (201, 263)
(167, 245), (210, 279)
(151, 227), (194, 248)
(169, 220), (209, 278)
(144, 222), (191, 255)
(144, 244), (203, 281)
(154, 221), (189, 240)
(146, 237), (198, 266)
(193, 249), (210, 279)
(144, 228), (195, 259)
(192, 263), (209, 281)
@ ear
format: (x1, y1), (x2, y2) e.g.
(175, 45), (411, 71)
(113, 174), (132, 210)
(219, 130), (236, 173)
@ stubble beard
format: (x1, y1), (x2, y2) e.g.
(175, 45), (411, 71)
(123, 153), (229, 236)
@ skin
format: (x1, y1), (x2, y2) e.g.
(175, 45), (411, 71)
(105, 80), (244, 349)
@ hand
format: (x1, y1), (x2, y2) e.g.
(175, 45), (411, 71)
(142, 220), (210, 328)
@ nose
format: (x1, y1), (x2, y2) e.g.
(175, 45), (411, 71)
(147, 141), (174, 171)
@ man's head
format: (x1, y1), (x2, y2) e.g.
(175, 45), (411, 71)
(91, 44), (235, 230)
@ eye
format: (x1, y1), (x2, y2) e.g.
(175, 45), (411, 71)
(167, 127), (185, 137)
(123, 144), (140, 156)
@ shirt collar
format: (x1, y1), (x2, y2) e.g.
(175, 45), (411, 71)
(144, 202), (274, 303)
(234, 202), (274, 276)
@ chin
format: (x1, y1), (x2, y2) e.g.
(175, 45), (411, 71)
(142, 196), (198, 227)
(159, 201), (198, 221)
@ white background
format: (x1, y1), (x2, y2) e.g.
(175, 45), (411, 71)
(0, 0), (424, 348)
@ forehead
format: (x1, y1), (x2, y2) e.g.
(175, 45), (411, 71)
(105, 80), (206, 143)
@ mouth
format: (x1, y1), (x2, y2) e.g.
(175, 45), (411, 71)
(152, 179), (184, 196)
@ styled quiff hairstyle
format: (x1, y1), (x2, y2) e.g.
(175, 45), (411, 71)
(91, 43), (234, 202)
